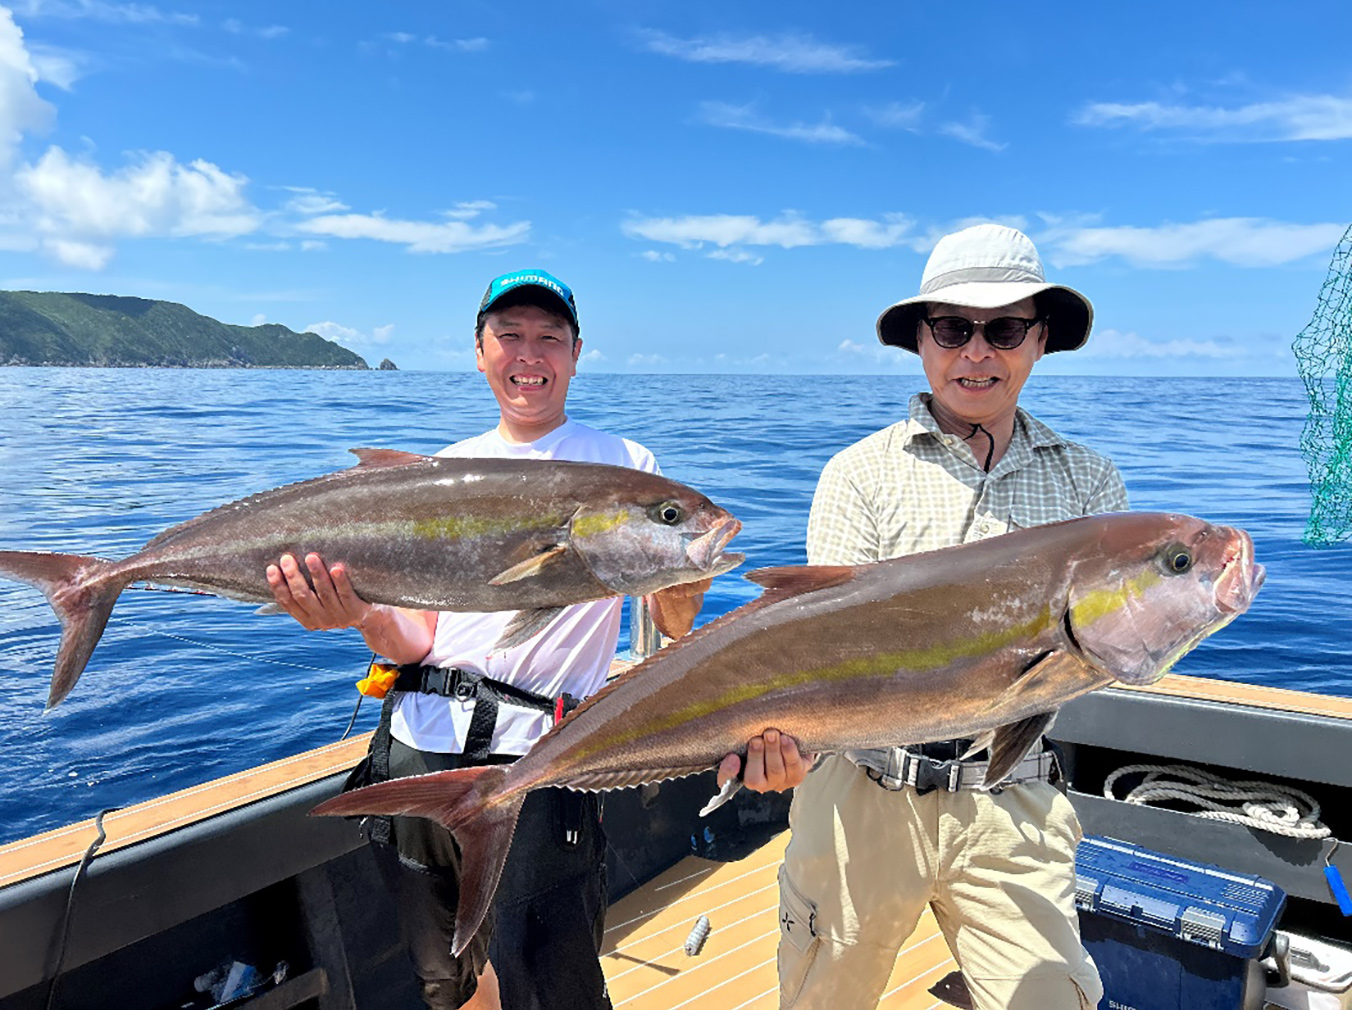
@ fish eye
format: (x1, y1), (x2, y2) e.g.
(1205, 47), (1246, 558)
(1162, 545), (1194, 575)
(652, 501), (685, 525)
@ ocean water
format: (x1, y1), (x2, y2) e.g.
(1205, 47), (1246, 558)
(0, 368), (1347, 844)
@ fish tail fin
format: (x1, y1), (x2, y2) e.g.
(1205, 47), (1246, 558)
(0, 550), (122, 709)
(310, 764), (523, 956)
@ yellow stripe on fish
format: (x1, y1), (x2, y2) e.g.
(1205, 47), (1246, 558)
(572, 606), (1057, 761)
(1069, 566), (1163, 628)
(570, 511), (634, 539)
(411, 513), (567, 540)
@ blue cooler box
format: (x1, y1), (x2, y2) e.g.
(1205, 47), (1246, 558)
(1075, 836), (1286, 1010)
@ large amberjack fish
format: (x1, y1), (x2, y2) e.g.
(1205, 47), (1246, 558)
(313, 511), (1263, 956)
(0, 450), (743, 708)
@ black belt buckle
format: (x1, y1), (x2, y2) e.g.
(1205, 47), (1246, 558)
(912, 756), (959, 795)
(452, 670), (476, 702)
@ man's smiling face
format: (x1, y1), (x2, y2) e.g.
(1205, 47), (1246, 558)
(917, 296), (1046, 430)
(477, 302), (582, 443)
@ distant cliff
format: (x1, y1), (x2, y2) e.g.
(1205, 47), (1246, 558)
(0, 291), (368, 369)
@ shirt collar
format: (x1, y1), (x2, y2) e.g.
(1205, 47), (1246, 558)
(900, 393), (1067, 454)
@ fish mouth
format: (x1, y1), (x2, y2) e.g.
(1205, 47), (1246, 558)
(1214, 529), (1264, 615)
(686, 516), (743, 572)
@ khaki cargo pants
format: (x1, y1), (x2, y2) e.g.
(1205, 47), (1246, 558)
(778, 755), (1102, 1010)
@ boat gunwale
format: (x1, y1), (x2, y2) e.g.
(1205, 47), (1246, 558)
(2, 672), (1349, 891)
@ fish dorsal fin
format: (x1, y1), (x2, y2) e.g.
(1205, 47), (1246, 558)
(349, 447), (434, 468)
(744, 565), (856, 595)
(489, 545), (569, 586)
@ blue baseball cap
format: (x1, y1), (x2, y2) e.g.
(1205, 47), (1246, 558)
(477, 268), (579, 332)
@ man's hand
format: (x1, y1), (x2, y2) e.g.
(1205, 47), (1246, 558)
(266, 553), (374, 631)
(716, 730), (815, 793)
(266, 552), (436, 663)
(647, 577), (712, 640)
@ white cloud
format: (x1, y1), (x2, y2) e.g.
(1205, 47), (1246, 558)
(636, 29), (892, 74)
(699, 101), (863, 145)
(1075, 93), (1352, 142)
(11, 0), (198, 25)
(27, 44), (82, 89)
(250, 312), (266, 326)
(623, 212), (922, 254)
(444, 199), (495, 220)
(285, 190), (348, 215)
(707, 247), (763, 265)
(837, 338), (904, 366)
(426, 35), (488, 53)
(820, 216), (917, 249)
(864, 101), (924, 129)
(299, 239), (325, 251)
(17, 147), (259, 238)
(0, 15), (277, 268)
(244, 240), (290, 251)
(297, 212), (529, 253)
(1040, 218), (1345, 268)
(0, 10), (55, 165)
(938, 114), (1005, 152)
(1079, 328), (1234, 360)
(382, 32), (487, 53)
(41, 237), (108, 268)
(639, 250), (674, 262)
(305, 320), (394, 347)
(224, 19), (287, 40)
(579, 348), (604, 363)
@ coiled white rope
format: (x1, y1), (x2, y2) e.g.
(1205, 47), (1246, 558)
(1103, 763), (1331, 840)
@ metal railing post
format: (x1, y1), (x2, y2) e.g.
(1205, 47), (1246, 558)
(628, 596), (662, 660)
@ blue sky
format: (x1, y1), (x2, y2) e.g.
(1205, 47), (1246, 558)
(0, 1), (1348, 375)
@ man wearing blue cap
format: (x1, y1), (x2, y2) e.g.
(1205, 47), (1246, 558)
(266, 269), (709, 1009)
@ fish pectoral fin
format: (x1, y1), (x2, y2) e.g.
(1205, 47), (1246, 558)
(494, 606), (567, 651)
(980, 711), (1057, 790)
(349, 447), (434, 468)
(990, 650), (1114, 714)
(699, 778), (743, 817)
(489, 545), (569, 586)
(253, 603), (285, 616)
(959, 732), (994, 762)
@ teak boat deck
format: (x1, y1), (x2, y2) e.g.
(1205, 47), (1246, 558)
(602, 830), (955, 1010)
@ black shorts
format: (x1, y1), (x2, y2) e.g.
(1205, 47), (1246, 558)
(385, 738), (613, 1010)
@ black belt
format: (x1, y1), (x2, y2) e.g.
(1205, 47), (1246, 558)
(393, 664), (579, 762)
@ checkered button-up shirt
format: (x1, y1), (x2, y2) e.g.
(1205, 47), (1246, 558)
(807, 394), (1128, 566)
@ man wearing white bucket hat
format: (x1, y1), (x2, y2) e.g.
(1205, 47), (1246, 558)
(756, 224), (1126, 1009)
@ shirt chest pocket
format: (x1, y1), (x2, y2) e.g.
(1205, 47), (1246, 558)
(1006, 498), (1083, 532)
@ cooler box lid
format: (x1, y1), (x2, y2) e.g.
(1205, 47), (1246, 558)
(1075, 836), (1285, 959)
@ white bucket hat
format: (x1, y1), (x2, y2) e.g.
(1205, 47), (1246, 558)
(876, 223), (1093, 354)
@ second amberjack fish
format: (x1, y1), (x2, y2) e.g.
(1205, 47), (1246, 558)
(314, 511), (1264, 956)
(0, 450), (743, 707)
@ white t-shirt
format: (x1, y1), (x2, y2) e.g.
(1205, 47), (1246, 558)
(389, 419), (659, 755)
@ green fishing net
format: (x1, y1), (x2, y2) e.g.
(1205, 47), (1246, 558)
(1295, 223), (1352, 547)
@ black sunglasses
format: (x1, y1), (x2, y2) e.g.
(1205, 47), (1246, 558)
(923, 316), (1044, 350)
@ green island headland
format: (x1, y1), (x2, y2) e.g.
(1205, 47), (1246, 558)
(0, 291), (380, 369)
